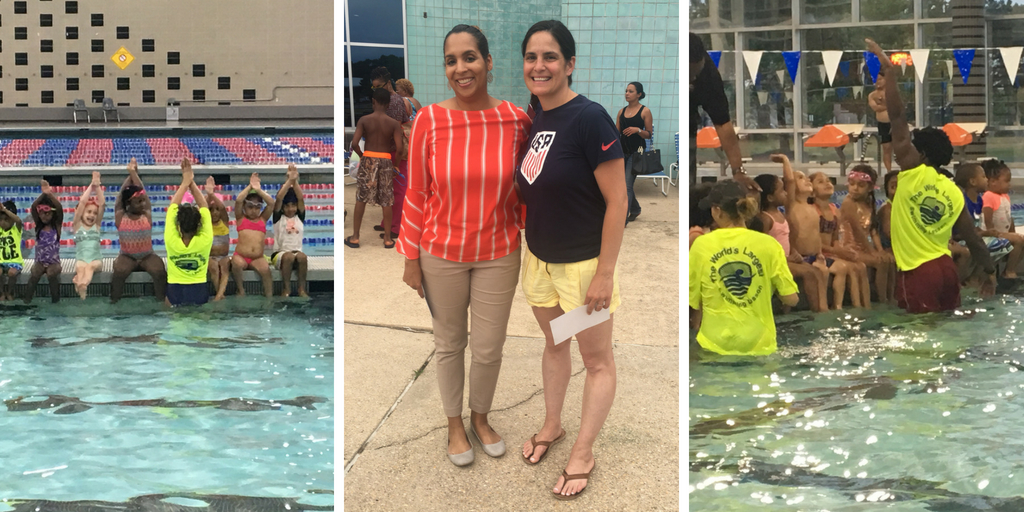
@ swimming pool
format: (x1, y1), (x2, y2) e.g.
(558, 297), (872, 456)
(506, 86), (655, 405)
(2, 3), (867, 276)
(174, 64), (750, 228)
(0, 294), (334, 510)
(690, 298), (1024, 510)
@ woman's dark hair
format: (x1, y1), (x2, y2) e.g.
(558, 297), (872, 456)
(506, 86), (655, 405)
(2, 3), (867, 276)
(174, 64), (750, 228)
(121, 185), (143, 211)
(883, 170), (899, 199)
(754, 174), (781, 211)
(690, 33), (707, 64)
(31, 194), (63, 240)
(177, 203), (202, 236)
(369, 66), (392, 84)
(628, 82), (646, 100)
(444, 24), (490, 60)
(700, 180), (758, 223)
(522, 20), (576, 110)
(982, 159), (1010, 180)
(911, 127), (953, 168)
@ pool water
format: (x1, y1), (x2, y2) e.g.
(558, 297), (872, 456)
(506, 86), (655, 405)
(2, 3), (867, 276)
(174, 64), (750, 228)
(690, 297), (1024, 511)
(0, 295), (333, 509)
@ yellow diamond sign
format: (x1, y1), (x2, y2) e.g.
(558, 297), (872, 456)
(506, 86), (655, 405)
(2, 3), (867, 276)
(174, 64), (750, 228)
(111, 47), (134, 70)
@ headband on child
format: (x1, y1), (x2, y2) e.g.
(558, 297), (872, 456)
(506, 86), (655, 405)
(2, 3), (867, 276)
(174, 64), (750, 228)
(848, 171), (873, 183)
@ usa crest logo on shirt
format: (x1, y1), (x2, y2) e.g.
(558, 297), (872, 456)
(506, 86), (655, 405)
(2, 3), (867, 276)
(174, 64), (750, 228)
(520, 131), (556, 185)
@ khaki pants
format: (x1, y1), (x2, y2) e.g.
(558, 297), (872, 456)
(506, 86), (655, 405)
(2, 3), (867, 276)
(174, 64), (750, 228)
(420, 246), (521, 417)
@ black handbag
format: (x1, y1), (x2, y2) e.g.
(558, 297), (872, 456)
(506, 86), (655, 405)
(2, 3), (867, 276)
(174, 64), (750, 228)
(631, 143), (664, 175)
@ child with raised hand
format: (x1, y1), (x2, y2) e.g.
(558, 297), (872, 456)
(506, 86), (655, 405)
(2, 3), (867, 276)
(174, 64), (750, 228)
(231, 172), (275, 297)
(25, 180), (64, 303)
(787, 170), (853, 309)
(165, 158), (213, 306)
(0, 200), (25, 301)
(753, 155), (827, 312)
(272, 163), (308, 297)
(72, 171), (105, 299)
(112, 157), (167, 303)
(980, 160), (1024, 279)
(809, 171), (870, 308)
(689, 180), (799, 356)
(839, 165), (897, 304)
(204, 176), (231, 301)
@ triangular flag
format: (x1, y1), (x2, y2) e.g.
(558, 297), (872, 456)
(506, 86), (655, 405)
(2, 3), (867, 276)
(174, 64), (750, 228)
(863, 51), (882, 83)
(946, 60), (954, 79)
(785, 91), (793, 101)
(909, 49), (930, 82)
(1000, 47), (1023, 86)
(822, 51), (843, 86)
(901, 60), (907, 74)
(839, 60), (851, 78)
(776, 70), (786, 83)
(743, 51), (764, 81)
(757, 91), (768, 104)
(708, 51), (722, 68)
(818, 64), (827, 80)
(782, 50), (801, 82)
(953, 48), (975, 85)
(853, 85), (864, 98)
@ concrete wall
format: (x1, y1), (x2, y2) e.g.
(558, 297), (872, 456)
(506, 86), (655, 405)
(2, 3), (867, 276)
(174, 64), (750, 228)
(0, 0), (333, 111)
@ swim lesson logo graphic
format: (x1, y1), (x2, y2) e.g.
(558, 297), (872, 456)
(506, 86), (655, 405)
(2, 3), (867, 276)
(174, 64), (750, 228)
(908, 185), (954, 234)
(708, 245), (765, 307)
(170, 252), (207, 275)
(520, 131), (556, 185)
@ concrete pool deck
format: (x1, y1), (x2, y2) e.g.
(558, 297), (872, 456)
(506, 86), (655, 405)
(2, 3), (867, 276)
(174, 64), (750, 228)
(343, 177), (681, 510)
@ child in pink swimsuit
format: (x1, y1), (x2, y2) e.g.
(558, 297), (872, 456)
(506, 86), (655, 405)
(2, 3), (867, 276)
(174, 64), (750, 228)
(230, 172), (275, 297)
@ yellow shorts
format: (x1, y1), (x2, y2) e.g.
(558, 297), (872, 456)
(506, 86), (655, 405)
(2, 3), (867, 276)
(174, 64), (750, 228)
(520, 245), (620, 314)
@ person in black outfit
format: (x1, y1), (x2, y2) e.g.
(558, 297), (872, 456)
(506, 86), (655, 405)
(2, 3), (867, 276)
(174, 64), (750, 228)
(690, 33), (757, 194)
(616, 81), (653, 226)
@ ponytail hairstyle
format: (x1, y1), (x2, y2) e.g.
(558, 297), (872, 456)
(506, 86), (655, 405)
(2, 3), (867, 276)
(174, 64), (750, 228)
(522, 20), (576, 111)
(754, 174), (781, 211)
(698, 180), (757, 224)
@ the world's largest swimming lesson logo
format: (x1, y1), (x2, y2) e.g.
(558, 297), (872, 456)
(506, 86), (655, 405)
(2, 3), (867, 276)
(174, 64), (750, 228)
(520, 131), (556, 185)
(708, 245), (765, 307)
(907, 185), (955, 234)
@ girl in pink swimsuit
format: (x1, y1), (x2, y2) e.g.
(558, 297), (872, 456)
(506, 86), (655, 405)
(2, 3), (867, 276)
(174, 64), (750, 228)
(230, 172), (275, 297)
(754, 169), (827, 312)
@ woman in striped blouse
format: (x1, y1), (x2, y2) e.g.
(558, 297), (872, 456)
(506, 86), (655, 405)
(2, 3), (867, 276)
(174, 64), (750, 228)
(397, 24), (531, 467)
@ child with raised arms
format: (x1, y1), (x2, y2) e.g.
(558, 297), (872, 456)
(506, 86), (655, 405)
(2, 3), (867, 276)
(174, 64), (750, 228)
(72, 172), (105, 299)
(0, 200), (24, 301)
(230, 172), (275, 298)
(25, 181), (64, 303)
(203, 176), (232, 301)
(271, 164), (308, 297)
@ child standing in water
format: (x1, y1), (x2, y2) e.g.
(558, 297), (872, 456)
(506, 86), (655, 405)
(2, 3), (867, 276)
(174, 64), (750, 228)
(72, 171), (105, 299)
(786, 171), (853, 309)
(25, 180), (64, 303)
(204, 176), (231, 301)
(0, 200), (24, 301)
(271, 164), (308, 297)
(839, 165), (896, 304)
(753, 154), (827, 312)
(810, 171), (870, 308)
(690, 180), (799, 356)
(231, 172), (275, 297)
(954, 163), (1010, 287)
(165, 158), (213, 306)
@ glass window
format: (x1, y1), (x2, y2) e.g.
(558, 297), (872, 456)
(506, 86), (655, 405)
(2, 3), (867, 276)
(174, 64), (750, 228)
(15, 53), (28, 65)
(116, 26), (129, 39)
(801, 0), (851, 24)
(67, 77), (79, 90)
(41, 65), (53, 78)
(694, 33), (737, 128)
(167, 77), (180, 90)
(14, 2), (27, 14)
(689, 0), (791, 29)
(40, 39), (53, 52)
(168, 52), (179, 65)
(243, 89), (256, 101)
(118, 77), (129, 90)
(15, 27), (27, 39)
(740, 133), (796, 163)
(193, 64), (205, 77)
(349, 46), (406, 128)
(923, 0), (951, 17)
(861, 0), (912, 21)
(40, 14), (52, 27)
(67, 52), (78, 65)
(142, 64), (154, 77)
(66, 26), (78, 39)
(988, 20), (1024, 127)
(922, 23), (954, 128)
(16, 78), (28, 91)
(987, 0), (1024, 15)
(142, 39), (154, 52)
(91, 13), (103, 26)
(92, 90), (104, 103)
(41, 90), (54, 104)
(65, 1), (77, 14)
(193, 89), (205, 101)
(348, 0), (403, 44)
(91, 39), (104, 52)
(986, 130), (1024, 161)
(92, 64), (104, 78)
(218, 76), (230, 90)
(742, 31), (794, 130)
(142, 90), (155, 103)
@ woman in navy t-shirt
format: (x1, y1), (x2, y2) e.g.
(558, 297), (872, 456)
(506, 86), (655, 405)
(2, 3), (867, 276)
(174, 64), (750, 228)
(516, 20), (627, 501)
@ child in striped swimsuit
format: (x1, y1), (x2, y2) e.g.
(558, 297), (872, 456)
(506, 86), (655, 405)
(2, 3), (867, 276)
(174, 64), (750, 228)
(111, 158), (167, 303)
(204, 176), (232, 301)
(25, 180), (64, 303)
(72, 171), (105, 299)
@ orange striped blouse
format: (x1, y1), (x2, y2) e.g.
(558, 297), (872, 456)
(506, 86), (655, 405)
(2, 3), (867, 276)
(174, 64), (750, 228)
(397, 101), (531, 262)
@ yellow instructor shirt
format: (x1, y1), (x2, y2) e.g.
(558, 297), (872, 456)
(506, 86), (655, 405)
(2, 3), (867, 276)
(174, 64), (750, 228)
(164, 204), (213, 285)
(891, 164), (964, 271)
(689, 227), (798, 356)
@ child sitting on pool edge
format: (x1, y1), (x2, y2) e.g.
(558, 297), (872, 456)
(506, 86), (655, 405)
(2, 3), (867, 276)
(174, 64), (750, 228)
(0, 199), (24, 301)
(25, 180), (63, 303)
(165, 158), (213, 307)
(810, 171), (870, 308)
(72, 172), (105, 299)
(271, 164), (308, 297)
(204, 176), (232, 301)
(231, 172), (275, 298)
(980, 160), (1024, 280)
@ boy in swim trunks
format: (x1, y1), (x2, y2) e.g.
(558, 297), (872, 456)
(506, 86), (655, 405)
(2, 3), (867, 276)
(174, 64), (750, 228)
(0, 200), (24, 301)
(869, 73), (892, 173)
(346, 87), (403, 250)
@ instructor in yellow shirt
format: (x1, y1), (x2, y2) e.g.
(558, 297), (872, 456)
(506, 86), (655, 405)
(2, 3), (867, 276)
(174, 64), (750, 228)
(689, 180), (799, 356)
(165, 158), (213, 306)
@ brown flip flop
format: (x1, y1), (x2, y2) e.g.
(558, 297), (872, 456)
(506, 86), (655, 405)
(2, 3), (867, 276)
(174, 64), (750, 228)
(522, 429), (565, 465)
(553, 461), (595, 501)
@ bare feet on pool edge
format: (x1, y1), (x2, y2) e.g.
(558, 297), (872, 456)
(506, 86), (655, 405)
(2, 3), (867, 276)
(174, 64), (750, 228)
(298, 290), (308, 298)
(280, 290), (291, 298)
(235, 290), (246, 298)
(213, 294), (225, 302)
(553, 453), (595, 499)
(523, 424), (565, 464)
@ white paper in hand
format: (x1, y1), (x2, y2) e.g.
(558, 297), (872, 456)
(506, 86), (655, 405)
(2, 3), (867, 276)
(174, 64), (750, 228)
(549, 305), (611, 345)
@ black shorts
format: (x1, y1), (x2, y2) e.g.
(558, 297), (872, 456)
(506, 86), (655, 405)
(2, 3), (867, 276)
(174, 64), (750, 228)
(878, 122), (892, 144)
(167, 282), (209, 306)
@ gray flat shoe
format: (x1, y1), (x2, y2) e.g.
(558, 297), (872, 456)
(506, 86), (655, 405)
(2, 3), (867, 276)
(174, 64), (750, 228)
(448, 433), (474, 467)
(470, 423), (506, 458)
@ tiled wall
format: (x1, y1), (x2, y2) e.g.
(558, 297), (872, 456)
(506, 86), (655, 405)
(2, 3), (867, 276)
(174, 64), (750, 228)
(406, 0), (680, 168)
